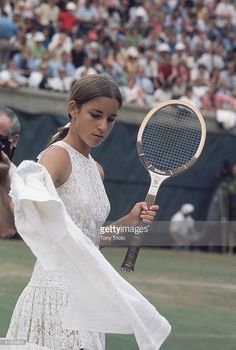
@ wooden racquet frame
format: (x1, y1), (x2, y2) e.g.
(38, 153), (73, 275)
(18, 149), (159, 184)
(121, 100), (206, 272)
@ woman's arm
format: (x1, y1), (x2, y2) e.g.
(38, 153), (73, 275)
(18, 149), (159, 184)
(100, 202), (158, 248)
(38, 146), (72, 187)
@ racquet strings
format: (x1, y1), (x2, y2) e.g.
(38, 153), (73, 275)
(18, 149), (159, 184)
(142, 105), (202, 172)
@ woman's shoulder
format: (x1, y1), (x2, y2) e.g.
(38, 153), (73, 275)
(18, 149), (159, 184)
(38, 144), (72, 187)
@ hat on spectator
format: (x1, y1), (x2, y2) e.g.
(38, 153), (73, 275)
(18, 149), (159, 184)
(175, 42), (186, 51)
(181, 203), (194, 215)
(66, 2), (76, 11)
(135, 7), (146, 18)
(127, 46), (139, 58)
(34, 32), (45, 42)
(158, 43), (170, 52)
(89, 41), (99, 49)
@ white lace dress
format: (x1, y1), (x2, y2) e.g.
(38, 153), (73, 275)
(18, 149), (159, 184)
(7, 141), (110, 350)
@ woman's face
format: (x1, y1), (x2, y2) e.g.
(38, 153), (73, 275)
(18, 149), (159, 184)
(70, 96), (120, 151)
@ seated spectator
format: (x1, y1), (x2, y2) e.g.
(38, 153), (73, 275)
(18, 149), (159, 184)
(34, 0), (60, 29)
(101, 55), (127, 86)
(157, 43), (176, 87)
(28, 31), (46, 61)
(51, 51), (75, 78)
(191, 62), (209, 85)
(135, 65), (154, 95)
(48, 30), (73, 61)
(47, 66), (73, 92)
(124, 46), (140, 75)
(138, 49), (158, 87)
(153, 83), (172, 104)
(0, 62), (27, 89)
(172, 76), (187, 99)
(220, 62), (236, 92)
(171, 42), (188, 66)
(71, 38), (87, 68)
(180, 84), (202, 110)
(85, 41), (101, 66)
(125, 27), (143, 48)
(128, 3), (149, 31)
(121, 75), (146, 107)
(11, 46), (35, 77)
(58, 1), (77, 35)
(202, 85), (218, 113)
(175, 61), (190, 85)
(28, 62), (50, 89)
(0, 11), (18, 68)
(75, 0), (99, 38)
(197, 43), (225, 74)
(73, 57), (97, 80)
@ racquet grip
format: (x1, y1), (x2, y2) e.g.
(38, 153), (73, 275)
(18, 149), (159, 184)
(121, 229), (145, 272)
(121, 193), (156, 272)
(121, 246), (140, 272)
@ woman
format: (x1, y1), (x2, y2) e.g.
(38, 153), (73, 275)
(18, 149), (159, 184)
(6, 75), (170, 349)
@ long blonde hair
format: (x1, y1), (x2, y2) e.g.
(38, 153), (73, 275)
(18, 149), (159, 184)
(48, 74), (122, 146)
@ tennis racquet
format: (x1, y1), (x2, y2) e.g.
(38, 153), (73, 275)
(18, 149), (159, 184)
(121, 100), (206, 272)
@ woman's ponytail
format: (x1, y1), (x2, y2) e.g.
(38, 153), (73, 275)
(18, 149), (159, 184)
(47, 123), (70, 146)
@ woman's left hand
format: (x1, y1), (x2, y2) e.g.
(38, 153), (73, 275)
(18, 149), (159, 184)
(128, 202), (159, 226)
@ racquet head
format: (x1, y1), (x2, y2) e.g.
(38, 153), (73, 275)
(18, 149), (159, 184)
(137, 100), (206, 177)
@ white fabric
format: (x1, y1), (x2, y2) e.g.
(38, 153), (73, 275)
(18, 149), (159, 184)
(8, 158), (171, 350)
(7, 142), (110, 350)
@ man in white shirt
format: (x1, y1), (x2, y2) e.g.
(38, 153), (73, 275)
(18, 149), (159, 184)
(0, 105), (20, 238)
(169, 203), (198, 248)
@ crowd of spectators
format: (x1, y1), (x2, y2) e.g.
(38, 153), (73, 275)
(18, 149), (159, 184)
(0, 0), (236, 125)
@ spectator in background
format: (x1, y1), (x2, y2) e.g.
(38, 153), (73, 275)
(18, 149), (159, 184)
(73, 56), (97, 80)
(138, 49), (158, 88)
(220, 62), (236, 92)
(180, 84), (201, 110)
(28, 62), (50, 89)
(48, 30), (73, 61)
(171, 42), (188, 66)
(124, 46), (140, 75)
(47, 66), (73, 92)
(0, 11), (18, 68)
(169, 203), (198, 249)
(71, 38), (87, 68)
(34, 0), (60, 30)
(0, 105), (20, 239)
(121, 74), (146, 107)
(157, 43), (176, 87)
(85, 41), (101, 66)
(153, 83), (172, 104)
(172, 75), (186, 99)
(0, 62), (27, 89)
(1, 0), (236, 116)
(51, 51), (75, 78)
(58, 1), (77, 35)
(28, 31), (46, 61)
(11, 46), (35, 78)
(75, 0), (99, 38)
(206, 160), (236, 252)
